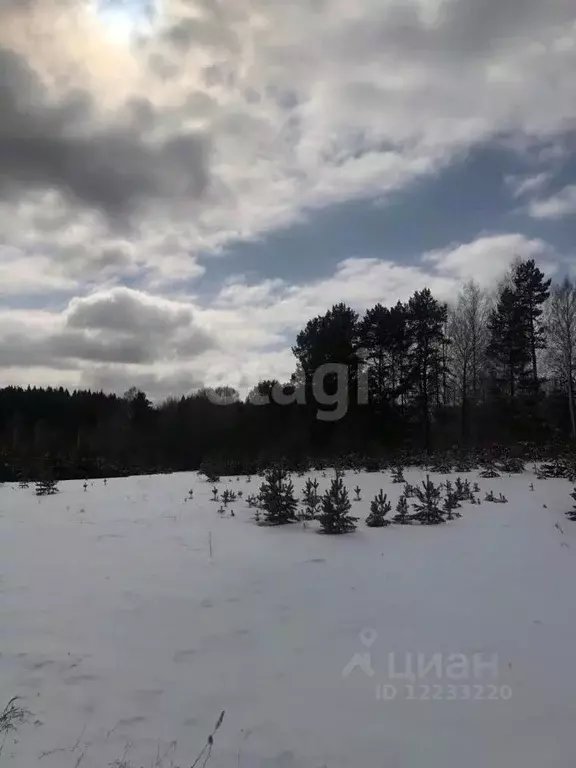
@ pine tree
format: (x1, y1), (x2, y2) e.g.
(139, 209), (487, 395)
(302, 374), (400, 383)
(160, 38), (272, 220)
(411, 475), (444, 525)
(512, 259), (551, 389)
(259, 466), (298, 525)
(391, 466), (405, 483)
(35, 478), (59, 496)
(454, 477), (472, 502)
(568, 487), (576, 521)
(301, 477), (320, 520)
(199, 461), (221, 483)
(403, 482), (417, 498)
(442, 485), (461, 520)
(366, 490), (392, 527)
(393, 495), (411, 524)
(487, 285), (530, 399)
(479, 464), (500, 478)
(407, 289), (448, 453)
(318, 476), (358, 534)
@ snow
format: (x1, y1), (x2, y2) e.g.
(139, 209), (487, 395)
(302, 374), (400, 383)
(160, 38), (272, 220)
(1, 468), (575, 767)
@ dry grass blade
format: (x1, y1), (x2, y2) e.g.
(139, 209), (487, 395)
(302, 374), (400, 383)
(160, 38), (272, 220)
(0, 698), (30, 735)
(189, 711), (225, 768)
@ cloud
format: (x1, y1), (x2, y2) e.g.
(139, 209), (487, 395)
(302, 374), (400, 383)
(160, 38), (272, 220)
(0, 231), (560, 396)
(0, 48), (208, 221)
(505, 172), (552, 198)
(0, 289), (214, 373)
(78, 365), (205, 401)
(0, 0), (574, 269)
(528, 185), (576, 219)
(0, 0), (573, 395)
(422, 234), (556, 286)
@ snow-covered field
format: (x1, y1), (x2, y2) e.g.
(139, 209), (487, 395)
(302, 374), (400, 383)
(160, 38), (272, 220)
(1, 468), (575, 768)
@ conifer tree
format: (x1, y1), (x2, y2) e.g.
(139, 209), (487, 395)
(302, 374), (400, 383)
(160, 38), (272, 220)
(442, 485), (461, 519)
(259, 466), (298, 525)
(512, 258), (551, 389)
(35, 478), (59, 496)
(318, 476), (358, 534)
(393, 495), (411, 524)
(487, 285), (530, 399)
(411, 475), (444, 525)
(568, 487), (576, 521)
(301, 477), (320, 520)
(391, 466), (405, 483)
(366, 490), (392, 527)
(407, 289), (448, 452)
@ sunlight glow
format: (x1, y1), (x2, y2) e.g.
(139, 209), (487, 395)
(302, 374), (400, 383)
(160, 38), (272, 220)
(94, 0), (155, 41)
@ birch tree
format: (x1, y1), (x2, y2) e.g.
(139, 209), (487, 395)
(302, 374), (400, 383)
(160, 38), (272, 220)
(447, 281), (490, 439)
(545, 277), (576, 439)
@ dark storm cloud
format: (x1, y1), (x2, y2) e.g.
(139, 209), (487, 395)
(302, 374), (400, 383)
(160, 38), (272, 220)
(0, 47), (209, 219)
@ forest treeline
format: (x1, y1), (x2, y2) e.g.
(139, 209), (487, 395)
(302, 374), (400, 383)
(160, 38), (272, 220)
(0, 258), (575, 480)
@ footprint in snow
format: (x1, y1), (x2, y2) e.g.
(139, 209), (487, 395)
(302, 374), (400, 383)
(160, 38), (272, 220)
(64, 673), (99, 685)
(173, 649), (197, 663)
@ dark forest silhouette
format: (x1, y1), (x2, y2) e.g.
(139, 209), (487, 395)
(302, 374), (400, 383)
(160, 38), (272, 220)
(1, 259), (575, 481)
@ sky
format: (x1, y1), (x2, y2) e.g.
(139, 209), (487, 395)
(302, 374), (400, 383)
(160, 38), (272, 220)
(0, 0), (575, 400)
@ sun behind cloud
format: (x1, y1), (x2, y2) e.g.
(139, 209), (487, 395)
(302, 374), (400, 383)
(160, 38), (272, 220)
(93, 0), (157, 41)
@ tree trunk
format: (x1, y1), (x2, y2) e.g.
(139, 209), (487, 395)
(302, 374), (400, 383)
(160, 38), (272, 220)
(461, 362), (468, 443)
(568, 372), (576, 440)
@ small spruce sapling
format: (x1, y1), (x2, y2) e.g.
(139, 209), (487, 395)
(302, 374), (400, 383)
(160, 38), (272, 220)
(301, 478), (320, 520)
(403, 483), (417, 499)
(259, 466), (298, 525)
(366, 490), (392, 527)
(485, 490), (507, 503)
(479, 464), (500, 479)
(393, 495), (411, 524)
(391, 466), (405, 484)
(567, 487), (576, 521)
(35, 478), (59, 497)
(318, 476), (358, 534)
(442, 483), (461, 520)
(411, 475), (444, 525)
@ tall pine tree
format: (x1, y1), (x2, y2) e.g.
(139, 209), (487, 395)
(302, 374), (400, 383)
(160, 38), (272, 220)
(487, 285), (530, 399)
(512, 259), (551, 390)
(407, 289), (448, 453)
